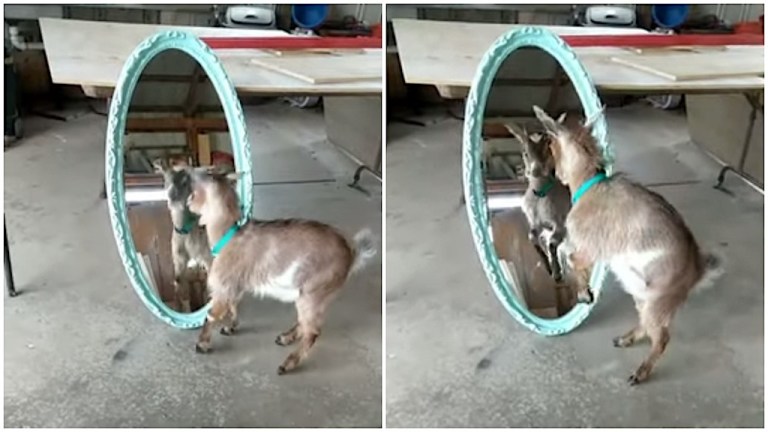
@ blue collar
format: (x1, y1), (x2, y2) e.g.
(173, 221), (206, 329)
(211, 222), (242, 257)
(173, 209), (199, 235)
(533, 176), (556, 198)
(571, 171), (608, 204)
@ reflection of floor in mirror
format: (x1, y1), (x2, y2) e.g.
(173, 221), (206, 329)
(4, 100), (382, 428)
(490, 209), (576, 318)
(387, 103), (763, 428)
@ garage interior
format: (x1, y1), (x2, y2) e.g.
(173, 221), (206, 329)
(4, 4), (382, 427)
(386, 4), (763, 428)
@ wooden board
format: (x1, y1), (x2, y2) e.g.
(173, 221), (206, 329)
(266, 48), (366, 56)
(250, 54), (381, 84)
(623, 45), (728, 55)
(197, 133), (211, 166)
(392, 19), (765, 94)
(39, 18), (382, 95)
(611, 51), (764, 81)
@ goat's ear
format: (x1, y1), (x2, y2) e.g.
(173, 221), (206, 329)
(225, 172), (244, 186)
(582, 105), (606, 132)
(504, 123), (527, 143)
(152, 158), (169, 174)
(533, 105), (563, 136)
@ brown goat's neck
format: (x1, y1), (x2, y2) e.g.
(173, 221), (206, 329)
(205, 209), (241, 248)
(568, 169), (601, 197)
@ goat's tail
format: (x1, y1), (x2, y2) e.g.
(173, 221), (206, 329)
(349, 228), (377, 275)
(694, 250), (725, 293)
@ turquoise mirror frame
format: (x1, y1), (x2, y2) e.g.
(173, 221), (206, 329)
(462, 27), (613, 336)
(105, 31), (253, 329)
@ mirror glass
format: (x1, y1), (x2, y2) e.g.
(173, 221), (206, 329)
(122, 49), (233, 313)
(481, 46), (583, 319)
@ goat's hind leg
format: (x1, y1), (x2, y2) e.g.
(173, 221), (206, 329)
(220, 302), (240, 336)
(275, 323), (299, 346)
(278, 293), (329, 375)
(613, 297), (647, 348)
(627, 295), (679, 385)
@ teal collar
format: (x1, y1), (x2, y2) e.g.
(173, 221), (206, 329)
(211, 222), (242, 257)
(571, 171), (608, 204)
(174, 209), (199, 235)
(533, 177), (556, 198)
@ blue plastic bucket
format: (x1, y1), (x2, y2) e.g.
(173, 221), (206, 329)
(652, 5), (690, 29)
(292, 5), (329, 30)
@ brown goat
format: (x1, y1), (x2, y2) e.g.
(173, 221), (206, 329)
(186, 169), (377, 375)
(533, 105), (723, 385)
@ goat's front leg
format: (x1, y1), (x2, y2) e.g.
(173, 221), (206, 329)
(172, 255), (191, 313)
(568, 250), (594, 304)
(548, 229), (565, 282)
(196, 299), (229, 353)
(529, 227), (553, 275)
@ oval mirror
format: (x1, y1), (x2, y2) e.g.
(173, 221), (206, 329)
(463, 27), (612, 336)
(106, 31), (253, 329)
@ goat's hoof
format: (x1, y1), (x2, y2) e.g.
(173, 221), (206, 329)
(275, 336), (286, 346)
(628, 365), (651, 386)
(576, 289), (594, 304)
(220, 327), (235, 336)
(613, 336), (631, 348)
(277, 365), (287, 375)
(195, 343), (211, 354)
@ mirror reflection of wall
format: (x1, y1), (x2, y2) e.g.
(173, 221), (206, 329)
(123, 49), (232, 313)
(481, 47), (583, 319)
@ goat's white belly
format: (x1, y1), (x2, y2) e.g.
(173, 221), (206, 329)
(252, 261), (301, 303)
(608, 249), (664, 300)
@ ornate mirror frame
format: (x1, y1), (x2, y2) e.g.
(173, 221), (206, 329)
(462, 27), (613, 335)
(105, 31), (253, 329)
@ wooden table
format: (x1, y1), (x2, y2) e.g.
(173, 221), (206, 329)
(39, 18), (382, 95)
(392, 19), (764, 189)
(38, 18), (383, 192)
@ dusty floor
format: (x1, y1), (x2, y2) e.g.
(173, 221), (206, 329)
(4, 101), (382, 427)
(386, 104), (763, 427)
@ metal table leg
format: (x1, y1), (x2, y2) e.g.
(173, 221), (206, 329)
(714, 92), (763, 191)
(5, 218), (17, 297)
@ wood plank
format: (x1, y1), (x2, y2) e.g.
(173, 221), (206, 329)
(611, 51), (764, 81)
(250, 54), (381, 84)
(39, 18), (382, 95)
(392, 19), (764, 93)
(125, 117), (228, 133)
(197, 133), (211, 166)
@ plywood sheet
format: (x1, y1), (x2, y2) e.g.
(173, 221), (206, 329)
(392, 19), (764, 93)
(611, 51), (764, 81)
(250, 54), (381, 84)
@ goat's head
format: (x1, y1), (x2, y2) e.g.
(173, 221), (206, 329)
(187, 166), (242, 226)
(532, 105), (605, 186)
(153, 158), (193, 211)
(505, 123), (555, 180)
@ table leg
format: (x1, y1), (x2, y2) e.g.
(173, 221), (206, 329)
(5, 218), (17, 297)
(715, 92), (763, 191)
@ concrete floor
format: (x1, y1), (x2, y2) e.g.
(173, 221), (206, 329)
(4, 102), (382, 427)
(386, 104), (763, 427)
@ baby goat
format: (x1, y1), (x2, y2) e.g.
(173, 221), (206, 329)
(533, 105), (723, 385)
(186, 169), (377, 375)
(505, 122), (571, 283)
(153, 159), (212, 311)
